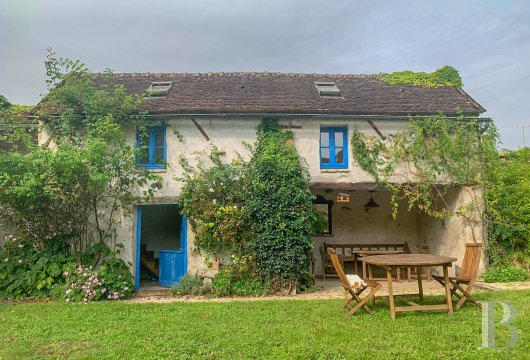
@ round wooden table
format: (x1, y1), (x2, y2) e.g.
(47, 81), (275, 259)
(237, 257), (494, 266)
(362, 254), (457, 319)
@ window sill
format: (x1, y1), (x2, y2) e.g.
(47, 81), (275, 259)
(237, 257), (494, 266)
(320, 169), (350, 173)
(314, 234), (334, 238)
(137, 166), (167, 173)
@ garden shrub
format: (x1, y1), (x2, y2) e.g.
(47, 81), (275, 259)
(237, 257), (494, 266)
(170, 273), (211, 296)
(59, 256), (134, 302)
(0, 236), (73, 299)
(482, 267), (529, 283)
(178, 150), (250, 255)
(212, 269), (269, 297)
(0, 235), (134, 301)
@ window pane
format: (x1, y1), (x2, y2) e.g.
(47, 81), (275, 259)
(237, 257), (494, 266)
(154, 129), (165, 147)
(334, 131), (344, 146)
(320, 131), (330, 147)
(154, 148), (165, 165)
(314, 204), (330, 234)
(137, 132), (149, 164)
(320, 148), (330, 163)
(138, 148), (149, 164)
(335, 148), (344, 164)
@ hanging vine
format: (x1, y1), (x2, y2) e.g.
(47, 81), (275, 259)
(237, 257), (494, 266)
(350, 114), (499, 220)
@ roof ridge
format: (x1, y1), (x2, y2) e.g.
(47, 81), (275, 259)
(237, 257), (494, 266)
(93, 71), (381, 78)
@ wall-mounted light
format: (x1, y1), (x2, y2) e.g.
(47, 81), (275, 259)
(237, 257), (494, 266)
(364, 191), (380, 208)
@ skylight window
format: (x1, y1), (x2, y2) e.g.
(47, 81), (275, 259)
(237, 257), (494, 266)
(146, 82), (172, 97)
(315, 82), (342, 98)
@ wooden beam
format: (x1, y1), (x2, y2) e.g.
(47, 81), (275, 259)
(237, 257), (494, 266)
(191, 118), (210, 141)
(366, 119), (386, 140)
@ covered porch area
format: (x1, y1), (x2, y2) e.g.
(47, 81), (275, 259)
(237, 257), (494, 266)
(310, 183), (483, 280)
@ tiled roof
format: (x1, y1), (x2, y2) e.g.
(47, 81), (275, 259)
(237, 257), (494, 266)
(92, 72), (485, 116)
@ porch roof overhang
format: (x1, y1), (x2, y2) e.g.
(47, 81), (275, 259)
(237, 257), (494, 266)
(309, 182), (462, 191)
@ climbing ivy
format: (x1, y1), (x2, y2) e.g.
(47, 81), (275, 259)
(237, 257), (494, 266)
(178, 119), (316, 293)
(379, 65), (463, 88)
(350, 114), (499, 219)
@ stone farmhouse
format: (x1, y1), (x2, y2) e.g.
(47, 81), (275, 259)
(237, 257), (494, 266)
(41, 72), (488, 289)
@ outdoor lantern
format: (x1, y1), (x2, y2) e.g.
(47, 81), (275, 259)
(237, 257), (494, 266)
(364, 191), (380, 208)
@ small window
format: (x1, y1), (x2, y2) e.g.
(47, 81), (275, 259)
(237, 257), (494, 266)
(146, 82), (172, 97)
(313, 195), (333, 235)
(136, 126), (166, 169)
(315, 82), (342, 98)
(320, 127), (348, 169)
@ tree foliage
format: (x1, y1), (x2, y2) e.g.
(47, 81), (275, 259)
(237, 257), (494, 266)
(178, 149), (251, 255)
(350, 114), (499, 218)
(0, 95), (12, 110)
(379, 65), (463, 88)
(487, 148), (530, 268)
(0, 49), (157, 259)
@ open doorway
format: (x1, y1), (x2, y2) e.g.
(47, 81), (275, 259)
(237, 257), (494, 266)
(136, 205), (187, 290)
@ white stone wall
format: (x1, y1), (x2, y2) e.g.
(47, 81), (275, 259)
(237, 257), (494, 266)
(97, 117), (483, 281)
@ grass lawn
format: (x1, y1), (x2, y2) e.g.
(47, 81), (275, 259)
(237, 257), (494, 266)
(0, 289), (529, 359)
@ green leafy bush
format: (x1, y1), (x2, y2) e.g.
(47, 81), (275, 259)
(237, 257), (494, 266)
(379, 65), (463, 88)
(0, 236), (73, 299)
(0, 235), (134, 301)
(58, 257), (134, 302)
(487, 148), (530, 268)
(212, 270), (269, 297)
(178, 149), (250, 255)
(170, 273), (211, 296)
(482, 267), (529, 283)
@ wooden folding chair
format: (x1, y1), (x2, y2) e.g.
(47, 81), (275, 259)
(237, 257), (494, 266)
(432, 243), (483, 309)
(328, 248), (381, 316)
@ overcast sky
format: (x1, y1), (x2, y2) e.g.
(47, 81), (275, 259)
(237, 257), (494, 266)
(1, 0), (529, 149)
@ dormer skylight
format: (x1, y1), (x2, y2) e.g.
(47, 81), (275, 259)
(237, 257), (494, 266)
(315, 82), (342, 98)
(146, 82), (172, 97)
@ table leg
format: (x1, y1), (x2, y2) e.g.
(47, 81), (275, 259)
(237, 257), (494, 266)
(387, 266), (395, 320)
(443, 265), (453, 316)
(368, 264), (373, 279)
(362, 260), (367, 278)
(416, 266), (423, 302)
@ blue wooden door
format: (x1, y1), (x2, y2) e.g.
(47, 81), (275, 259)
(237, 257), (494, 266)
(158, 215), (188, 287)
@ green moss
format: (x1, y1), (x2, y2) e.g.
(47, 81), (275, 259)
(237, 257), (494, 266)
(379, 65), (463, 88)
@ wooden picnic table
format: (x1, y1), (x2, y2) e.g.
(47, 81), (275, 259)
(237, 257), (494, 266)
(362, 254), (457, 319)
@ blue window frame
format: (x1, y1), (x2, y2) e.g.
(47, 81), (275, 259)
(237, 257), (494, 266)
(136, 126), (166, 169)
(320, 127), (348, 169)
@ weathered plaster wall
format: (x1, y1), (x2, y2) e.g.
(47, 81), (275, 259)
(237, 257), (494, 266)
(116, 117), (408, 278)
(418, 186), (485, 276)
(106, 117), (483, 281)
(311, 189), (421, 275)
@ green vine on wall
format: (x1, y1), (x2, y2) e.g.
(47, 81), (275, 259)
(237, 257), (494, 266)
(379, 65), (463, 88)
(350, 114), (499, 219)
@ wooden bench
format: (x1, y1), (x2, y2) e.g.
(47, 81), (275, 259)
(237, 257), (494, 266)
(319, 242), (411, 281)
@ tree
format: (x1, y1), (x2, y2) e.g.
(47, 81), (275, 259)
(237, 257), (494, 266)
(0, 49), (158, 262)
(487, 148), (530, 268)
